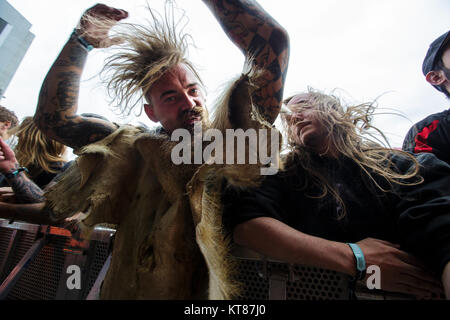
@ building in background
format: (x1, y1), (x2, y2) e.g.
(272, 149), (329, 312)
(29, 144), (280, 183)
(0, 0), (34, 100)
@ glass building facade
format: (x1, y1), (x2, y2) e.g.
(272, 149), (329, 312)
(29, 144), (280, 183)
(0, 0), (34, 99)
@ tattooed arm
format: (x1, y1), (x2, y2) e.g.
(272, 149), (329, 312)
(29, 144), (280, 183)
(34, 4), (128, 150)
(202, 0), (290, 124)
(0, 202), (48, 224)
(0, 138), (44, 204)
(0, 139), (57, 225)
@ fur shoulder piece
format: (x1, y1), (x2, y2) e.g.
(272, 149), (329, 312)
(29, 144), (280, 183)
(187, 65), (282, 299)
(45, 125), (145, 238)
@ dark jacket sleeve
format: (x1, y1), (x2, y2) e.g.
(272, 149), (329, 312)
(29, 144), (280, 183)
(395, 153), (450, 275)
(402, 110), (450, 164)
(402, 124), (417, 153)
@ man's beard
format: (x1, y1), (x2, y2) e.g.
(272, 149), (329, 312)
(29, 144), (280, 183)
(439, 65), (450, 99)
(179, 106), (210, 132)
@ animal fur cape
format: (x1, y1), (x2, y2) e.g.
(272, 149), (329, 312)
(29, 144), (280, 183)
(45, 69), (281, 299)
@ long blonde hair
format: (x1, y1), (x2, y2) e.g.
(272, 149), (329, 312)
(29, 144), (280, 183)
(281, 88), (422, 217)
(12, 117), (67, 176)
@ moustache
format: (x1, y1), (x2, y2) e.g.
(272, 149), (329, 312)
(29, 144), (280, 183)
(180, 107), (204, 122)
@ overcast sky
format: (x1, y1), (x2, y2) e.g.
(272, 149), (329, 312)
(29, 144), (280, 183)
(3, 0), (450, 149)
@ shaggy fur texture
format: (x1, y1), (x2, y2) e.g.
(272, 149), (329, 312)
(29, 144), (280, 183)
(44, 68), (281, 299)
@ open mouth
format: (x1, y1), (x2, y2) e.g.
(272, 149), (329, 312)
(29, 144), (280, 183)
(184, 112), (203, 125)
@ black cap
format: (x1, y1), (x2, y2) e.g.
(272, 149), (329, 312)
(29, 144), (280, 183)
(422, 30), (450, 92)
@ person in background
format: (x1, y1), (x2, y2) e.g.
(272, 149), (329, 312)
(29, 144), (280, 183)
(0, 105), (19, 148)
(11, 117), (67, 188)
(403, 30), (450, 163)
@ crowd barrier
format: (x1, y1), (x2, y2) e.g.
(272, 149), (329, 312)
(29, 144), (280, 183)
(232, 246), (419, 300)
(0, 219), (113, 300)
(0, 219), (442, 300)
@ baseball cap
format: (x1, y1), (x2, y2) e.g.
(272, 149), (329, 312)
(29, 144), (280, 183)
(422, 30), (450, 92)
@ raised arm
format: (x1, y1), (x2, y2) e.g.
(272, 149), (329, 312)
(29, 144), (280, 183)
(34, 4), (128, 150)
(202, 0), (290, 124)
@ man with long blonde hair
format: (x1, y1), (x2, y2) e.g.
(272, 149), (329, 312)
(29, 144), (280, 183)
(32, 1), (289, 299)
(223, 88), (450, 299)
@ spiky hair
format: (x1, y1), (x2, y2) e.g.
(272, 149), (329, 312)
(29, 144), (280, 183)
(89, 2), (203, 116)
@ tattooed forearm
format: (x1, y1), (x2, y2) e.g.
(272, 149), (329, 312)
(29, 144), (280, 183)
(35, 33), (116, 149)
(203, 0), (290, 124)
(36, 36), (87, 128)
(6, 173), (45, 204)
(53, 119), (116, 150)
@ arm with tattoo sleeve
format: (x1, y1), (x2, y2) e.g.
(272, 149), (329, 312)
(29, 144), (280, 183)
(34, 4), (128, 150)
(5, 172), (45, 204)
(0, 138), (44, 204)
(202, 0), (290, 124)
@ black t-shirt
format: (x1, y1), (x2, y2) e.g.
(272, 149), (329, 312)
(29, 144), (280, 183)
(223, 156), (397, 243)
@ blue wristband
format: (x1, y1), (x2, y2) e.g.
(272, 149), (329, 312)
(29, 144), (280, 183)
(72, 29), (94, 52)
(347, 243), (366, 280)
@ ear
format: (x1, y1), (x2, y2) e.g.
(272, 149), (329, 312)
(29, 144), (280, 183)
(426, 70), (446, 86)
(144, 104), (158, 123)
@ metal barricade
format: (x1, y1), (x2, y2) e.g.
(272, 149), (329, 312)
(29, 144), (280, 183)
(0, 219), (114, 300)
(0, 220), (443, 300)
(232, 245), (353, 300)
(231, 245), (434, 300)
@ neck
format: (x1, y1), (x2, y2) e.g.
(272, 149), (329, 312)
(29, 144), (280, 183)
(0, 131), (9, 140)
(314, 143), (339, 159)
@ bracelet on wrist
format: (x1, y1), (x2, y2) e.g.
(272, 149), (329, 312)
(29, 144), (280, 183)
(71, 28), (94, 52)
(3, 167), (28, 179)
(347, 243), (367, 281)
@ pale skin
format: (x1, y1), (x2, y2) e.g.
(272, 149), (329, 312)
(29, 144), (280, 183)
(143, 64), (207, 134)
(0, 121), (12, 140)
(285, 93), (339, 158)
(233, 93), (446, 299)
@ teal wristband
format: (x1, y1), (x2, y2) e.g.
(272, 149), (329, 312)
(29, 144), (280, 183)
(4, 167), (28, 179)
(347, 243), (366, 280)
(72, 29), (94, 52)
